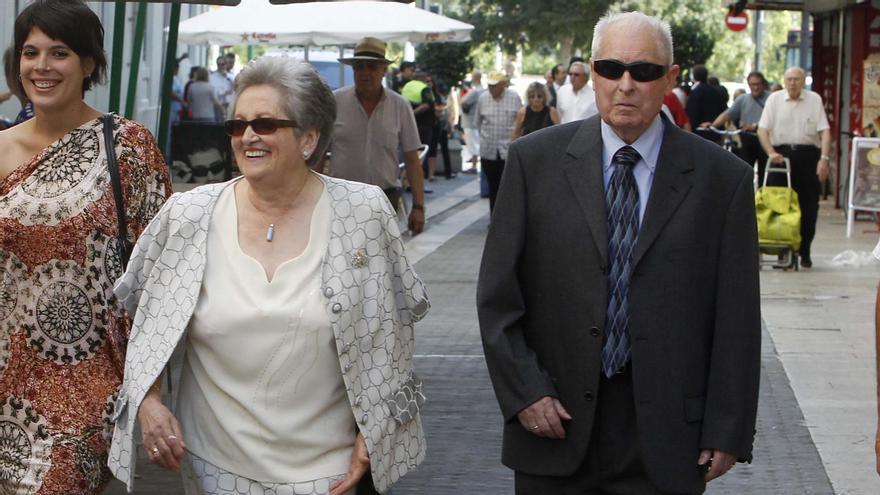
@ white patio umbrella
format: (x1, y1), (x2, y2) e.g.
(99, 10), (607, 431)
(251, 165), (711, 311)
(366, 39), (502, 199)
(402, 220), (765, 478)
(176, 0), (474, 46)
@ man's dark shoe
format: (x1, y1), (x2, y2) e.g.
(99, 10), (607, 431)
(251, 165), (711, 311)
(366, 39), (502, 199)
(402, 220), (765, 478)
(801, 256), (812, 268)
(462, 168), (478, 174)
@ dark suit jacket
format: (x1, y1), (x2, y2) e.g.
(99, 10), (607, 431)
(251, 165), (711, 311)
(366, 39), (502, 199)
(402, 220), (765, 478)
(476, 115), (761, 494)
(686, 83), (727, 136)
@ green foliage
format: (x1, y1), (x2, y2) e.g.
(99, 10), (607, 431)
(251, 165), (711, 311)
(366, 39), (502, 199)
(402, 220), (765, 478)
(521, 47), (558, 76)
(759, 10), (798, 85)
(704, 10), (797, 83)
(670, 18), (715, 70)
(707, 28), (754, 82)
(462, 0), (613, 56)
(470, 43), (497, 74)
(416, 42), (475, 87)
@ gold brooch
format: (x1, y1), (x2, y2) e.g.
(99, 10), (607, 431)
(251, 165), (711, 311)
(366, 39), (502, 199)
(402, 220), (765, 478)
(350, 249), (368, 268)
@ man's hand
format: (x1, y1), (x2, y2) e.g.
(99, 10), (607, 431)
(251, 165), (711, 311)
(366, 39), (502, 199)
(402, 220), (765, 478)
(817, 158), (830, 183)
(698, 121), (713, 129)
(698, 449), (737, 482)
(769, 152), (785, 164)
(408, 208), (425, 235)
(138, 394), (186, 471)
(517, 396), (572, 439)
(329, 432), (370, 495)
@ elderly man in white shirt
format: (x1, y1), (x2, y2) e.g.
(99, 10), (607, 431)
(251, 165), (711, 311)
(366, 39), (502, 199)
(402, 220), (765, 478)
(757, 66), (831, 268)
(556, 61), (597, 123)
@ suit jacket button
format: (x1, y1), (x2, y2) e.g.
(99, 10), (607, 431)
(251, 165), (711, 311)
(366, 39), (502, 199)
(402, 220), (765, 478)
(590, 326), (600, 337)
(331, 303), (342, 313)
(584, 390), (594, 401)
(323, 287), (334, 298)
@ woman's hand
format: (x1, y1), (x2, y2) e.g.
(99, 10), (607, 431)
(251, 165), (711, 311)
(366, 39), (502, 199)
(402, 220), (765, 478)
(329, 431), (370, 495)
(137, 392), (186, 471)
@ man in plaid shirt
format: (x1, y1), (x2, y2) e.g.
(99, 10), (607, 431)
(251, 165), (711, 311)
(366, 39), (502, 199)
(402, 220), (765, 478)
(474, 70), (522, 212)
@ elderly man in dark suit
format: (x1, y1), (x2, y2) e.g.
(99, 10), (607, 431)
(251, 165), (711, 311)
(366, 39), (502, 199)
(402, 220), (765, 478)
(477, 11), (761, 494)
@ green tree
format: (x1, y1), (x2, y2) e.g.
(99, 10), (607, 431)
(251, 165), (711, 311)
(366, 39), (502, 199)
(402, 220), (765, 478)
(670, 18), (715, 71)
(759, 10), (799, 85)
(416, 42), (475, 87)
(706, 27), (754, 81)
(461, 0), (613, 62)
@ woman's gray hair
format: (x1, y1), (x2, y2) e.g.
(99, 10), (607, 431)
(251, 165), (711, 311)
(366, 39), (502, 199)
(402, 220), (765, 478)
(233, 56), (336, 166)
(525, 81), (550, 104)
(591, 11), (674, 66)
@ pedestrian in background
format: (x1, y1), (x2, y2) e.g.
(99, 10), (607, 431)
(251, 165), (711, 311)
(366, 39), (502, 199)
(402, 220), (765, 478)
(0, 1), (171, 492)
(512, 81), (559, 139)
(459, 70), (484, 173)
(186, 67), (224, 121)
(402, 71), (436, 181)
(705, 71), (771, 178)
(556, 61), (597, 123)
(549, 63), (566, 107)
(687, 65), (727, 143)
(209, 54), (233, 121)
(757, 66), (832, 268)
(428, 77), (456, 179)
(1, 47), (33, 127)
(478, 11), (760, 493)
(110, 56), (428, 495)
(320, 36), (426, 234)
(474, 70), (521, 211)
(167, 54), (188, 160)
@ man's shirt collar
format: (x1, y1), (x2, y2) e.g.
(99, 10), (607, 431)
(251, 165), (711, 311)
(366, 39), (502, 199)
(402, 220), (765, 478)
(601, 114), (664, 175)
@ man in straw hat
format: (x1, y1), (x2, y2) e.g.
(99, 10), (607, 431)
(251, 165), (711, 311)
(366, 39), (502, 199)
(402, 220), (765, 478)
(474, 70), (521, 212)
(321, 36), (426, 234)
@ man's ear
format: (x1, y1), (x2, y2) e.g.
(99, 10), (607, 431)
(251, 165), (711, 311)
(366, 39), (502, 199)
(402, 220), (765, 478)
(666, 64), (681, 91)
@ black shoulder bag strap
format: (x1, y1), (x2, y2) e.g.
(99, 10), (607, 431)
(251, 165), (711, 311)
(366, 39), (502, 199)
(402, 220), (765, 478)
(101, 114), (131, 269)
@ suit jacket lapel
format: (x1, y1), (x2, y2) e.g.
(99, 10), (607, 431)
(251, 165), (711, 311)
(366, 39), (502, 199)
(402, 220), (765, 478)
(562, 117), (608, 265)
(631, 123), (694, 268)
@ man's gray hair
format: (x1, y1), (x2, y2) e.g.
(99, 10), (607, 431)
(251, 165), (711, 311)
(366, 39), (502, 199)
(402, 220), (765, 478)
(569, 61), (590, 75)
(591, 11), (674, 66)
(233, 56), (336, 166)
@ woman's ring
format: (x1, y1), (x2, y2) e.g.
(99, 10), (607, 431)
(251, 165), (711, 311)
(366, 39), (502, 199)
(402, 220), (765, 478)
(151, 447), (159, 455)
(530, 425), (539, 430)
(168, 435), (177, 440)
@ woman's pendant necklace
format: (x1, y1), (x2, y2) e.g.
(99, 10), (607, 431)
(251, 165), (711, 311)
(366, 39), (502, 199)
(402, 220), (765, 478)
(243, 176), (310, 242)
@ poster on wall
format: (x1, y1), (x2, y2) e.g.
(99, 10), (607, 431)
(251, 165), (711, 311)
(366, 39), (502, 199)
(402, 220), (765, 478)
(863, 53), (880, 137)
(846, 137), (880, 237)
(170, 122), (234, 184)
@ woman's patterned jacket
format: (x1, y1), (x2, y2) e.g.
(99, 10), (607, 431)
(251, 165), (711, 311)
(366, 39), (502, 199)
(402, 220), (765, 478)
(107, 175), (429, 493)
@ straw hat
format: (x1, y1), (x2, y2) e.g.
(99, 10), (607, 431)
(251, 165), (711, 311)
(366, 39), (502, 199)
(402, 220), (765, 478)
(486, 70), (509, 85)
(338, 37), (395, 65)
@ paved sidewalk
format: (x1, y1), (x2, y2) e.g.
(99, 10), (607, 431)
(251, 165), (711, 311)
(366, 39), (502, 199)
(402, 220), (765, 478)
(759, 201), (880, 495)
(394, 216), (834, 494)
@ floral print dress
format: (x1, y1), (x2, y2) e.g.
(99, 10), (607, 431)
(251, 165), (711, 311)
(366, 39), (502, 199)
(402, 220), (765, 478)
(0, 115), (170, 494)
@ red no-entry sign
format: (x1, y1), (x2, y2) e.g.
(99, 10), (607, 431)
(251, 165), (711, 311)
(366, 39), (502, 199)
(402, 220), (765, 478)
(725, 11), (749, 32)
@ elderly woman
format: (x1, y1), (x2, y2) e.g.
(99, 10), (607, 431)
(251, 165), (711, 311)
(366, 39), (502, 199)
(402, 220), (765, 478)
(512, 81), (559, 139)
(108, 56), (428, 495)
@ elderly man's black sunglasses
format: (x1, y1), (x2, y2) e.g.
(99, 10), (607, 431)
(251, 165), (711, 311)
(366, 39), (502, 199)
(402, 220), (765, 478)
(224, 118), (297, 137)
(593, 59), (668, 82)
